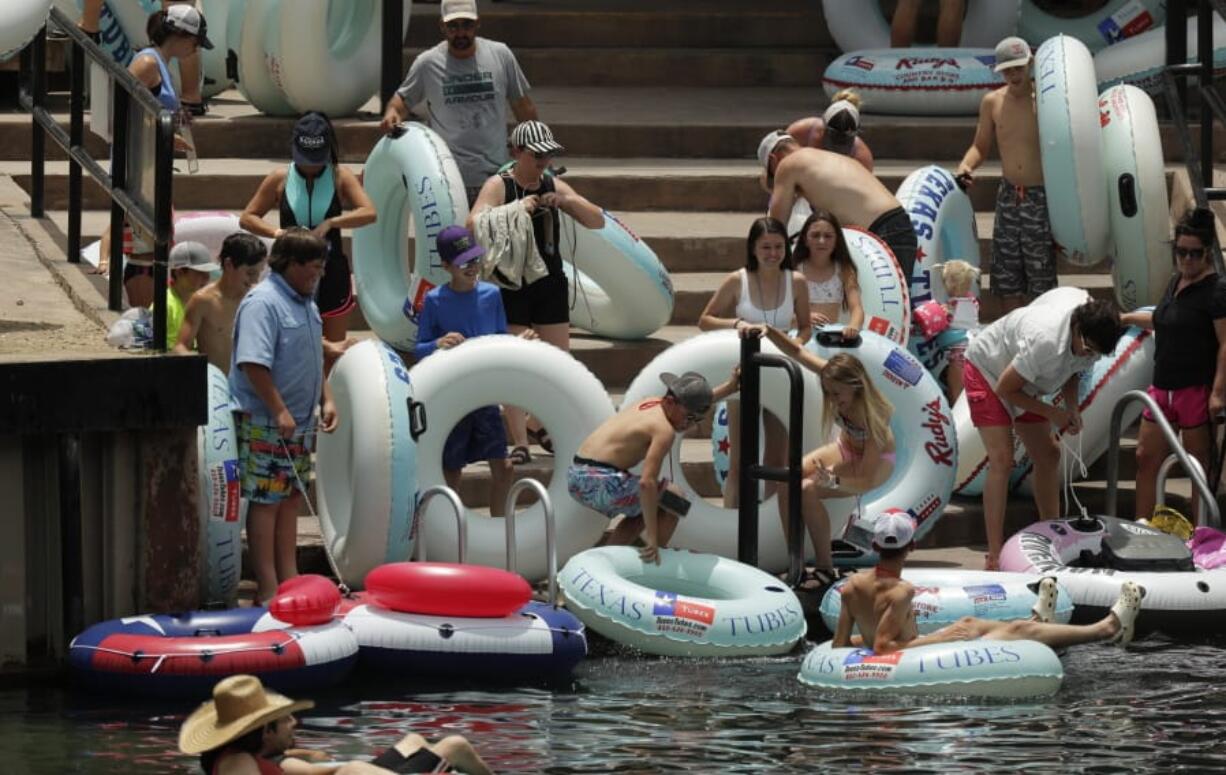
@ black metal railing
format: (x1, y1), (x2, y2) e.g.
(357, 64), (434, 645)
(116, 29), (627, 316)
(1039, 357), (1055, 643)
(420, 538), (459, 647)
(19, 7), (175, 349)
(381, 0), (405, 113)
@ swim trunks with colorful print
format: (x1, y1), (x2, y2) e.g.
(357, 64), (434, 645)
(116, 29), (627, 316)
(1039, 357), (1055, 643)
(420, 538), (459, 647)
(568, 456), (643, 519)
(235, 412), (315, 504)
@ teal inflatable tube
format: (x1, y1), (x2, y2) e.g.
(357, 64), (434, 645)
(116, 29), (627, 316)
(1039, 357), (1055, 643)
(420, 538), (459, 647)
(798, 639), (1064, 697)
(235, 0), (296, 116)
(198, 363), (242, 605)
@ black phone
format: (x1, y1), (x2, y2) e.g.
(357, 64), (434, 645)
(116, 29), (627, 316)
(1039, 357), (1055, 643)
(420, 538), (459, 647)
(815, 328), (862, 348)
(659, 489), (692, 517)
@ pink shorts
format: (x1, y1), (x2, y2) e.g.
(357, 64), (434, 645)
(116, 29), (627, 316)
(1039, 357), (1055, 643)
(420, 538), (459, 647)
(1142, 384), (1211, 428)
(964, 361), (1047, 428)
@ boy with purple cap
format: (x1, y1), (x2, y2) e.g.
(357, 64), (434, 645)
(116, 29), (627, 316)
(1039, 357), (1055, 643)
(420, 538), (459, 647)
(831, 510), (1146, 655)
(415, 225), (535, 514)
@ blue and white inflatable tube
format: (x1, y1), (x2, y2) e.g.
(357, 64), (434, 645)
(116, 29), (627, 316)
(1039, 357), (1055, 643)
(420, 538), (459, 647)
(1, 0), (54, 62)
(343, 600), (586, 680)
(234, 0), (297, 115)
(54, 0), (157, 67)
(1035, 35), (1110, 266)
(316, 340), (418, 590)
(896, 165), (981, 376)
(198, 364), (243, 606)
(1020, 0), (1164, 54)
(821, 0), (1019, 51)
(818, 569), (1074, 634)
(353, 123), (466, 351)
(822, 48), (1004, 116)
(558, 547), (806, 657)
(1095, 14), (1226, 95)
(798, 639), (1063, 697)
(198, 0), (234, 98)
(1100, 85), (1170, 311)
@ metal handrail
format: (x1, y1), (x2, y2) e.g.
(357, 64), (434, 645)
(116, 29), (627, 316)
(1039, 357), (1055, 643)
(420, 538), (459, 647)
(412, 485), (468, 563)
(503, 478), (559, 606)
(1105, 390), (1221, 527)
(1155, 453), (1221, 527)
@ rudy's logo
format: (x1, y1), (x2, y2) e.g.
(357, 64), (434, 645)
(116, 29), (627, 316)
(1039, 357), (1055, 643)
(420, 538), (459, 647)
(896, 57), (960, 70)
(921, 397), (954, 466)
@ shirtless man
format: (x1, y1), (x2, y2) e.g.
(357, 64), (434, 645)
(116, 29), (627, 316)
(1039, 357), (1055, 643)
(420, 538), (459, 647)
(832, 511), (1145, 655)
(174, 232), (267, 371)
(956, 36), (1053, 315)
(762, 135), (918, 283)
(568, 370), (739, 564)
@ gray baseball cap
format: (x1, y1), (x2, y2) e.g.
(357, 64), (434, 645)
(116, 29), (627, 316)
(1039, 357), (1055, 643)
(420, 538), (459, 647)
(169, 241), (220, 273)
(660, 371), (714, 415)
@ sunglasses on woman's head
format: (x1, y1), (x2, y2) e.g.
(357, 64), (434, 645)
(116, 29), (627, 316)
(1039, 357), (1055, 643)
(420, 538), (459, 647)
(1175, 246), (1207, 259)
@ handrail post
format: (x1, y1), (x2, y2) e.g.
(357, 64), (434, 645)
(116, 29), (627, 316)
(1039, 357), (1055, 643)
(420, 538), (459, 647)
(68, 40), (85, 264)
(151, 112), (175, 351)
(1200, 0), (1214, 193)
(381, 0), (404, 114)
(503, 478), (558, 606)
(29, 26), (47, 218)
(1155, 454), (1217, 525)
(738, 334), (762, 567)
(411, 485), (468, 563)
(108, 86), (129, 311)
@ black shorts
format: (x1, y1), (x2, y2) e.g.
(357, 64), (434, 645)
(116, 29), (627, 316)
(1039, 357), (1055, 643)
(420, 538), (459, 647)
(500, 272), (569, 327)
(317, 248), (355, 318)
(868, 206), (918, 285)
(370, 746), (451, 773)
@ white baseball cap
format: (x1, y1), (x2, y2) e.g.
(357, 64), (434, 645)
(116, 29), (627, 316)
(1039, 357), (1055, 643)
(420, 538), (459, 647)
(757, 129), (791, 173)
(873, 509), (916, 550)
(822, 100), (860, 130)
(994, 36), (1031, 72)
(441, 0), (478, 22)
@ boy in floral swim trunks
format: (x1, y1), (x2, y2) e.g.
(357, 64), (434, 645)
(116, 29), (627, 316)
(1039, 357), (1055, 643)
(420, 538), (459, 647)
(569, 370), (739, 563)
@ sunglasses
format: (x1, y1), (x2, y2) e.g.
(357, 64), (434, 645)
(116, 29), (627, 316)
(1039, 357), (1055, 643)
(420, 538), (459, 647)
(445, 19), (476, 30)
(1174, 246), (1207, 260)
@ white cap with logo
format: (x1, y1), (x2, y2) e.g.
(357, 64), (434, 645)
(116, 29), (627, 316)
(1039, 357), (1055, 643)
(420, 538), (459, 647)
(873, 509), (916, 550)
(757, 129), (791, 173)
(994, 36), (1031, 72)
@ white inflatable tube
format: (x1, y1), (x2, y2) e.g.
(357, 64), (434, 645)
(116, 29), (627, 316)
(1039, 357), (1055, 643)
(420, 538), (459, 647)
(559, 547), (806, 657)
(353, 124), (467, 351)
(316, 340), (419, 589)
(821, 0), (1019, 51)
(822, 48), (1004, 116)
(1020, 0), (1165, 53)
(198, 364), (242, 605)
(410, 336), (615, 580)
(56, 0), (157, 67)
(1100, 85), (1171, 311)
(198, 0), (233, 99)
(235, 0), (297, 116)
(1095, 14), (1226, 94)
(1, 0), (54, 62)
(274, 0), (411, 117)
(1035, 35), (1111, 266)
(80, 211), (273, 276)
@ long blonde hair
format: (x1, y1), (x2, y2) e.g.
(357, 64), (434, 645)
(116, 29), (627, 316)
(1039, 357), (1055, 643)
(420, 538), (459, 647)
(934, 259), (980, 298)
(819, 353), (893, 448)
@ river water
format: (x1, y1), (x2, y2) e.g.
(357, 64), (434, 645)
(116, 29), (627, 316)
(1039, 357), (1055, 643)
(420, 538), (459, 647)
(2, 635), (1223, 773)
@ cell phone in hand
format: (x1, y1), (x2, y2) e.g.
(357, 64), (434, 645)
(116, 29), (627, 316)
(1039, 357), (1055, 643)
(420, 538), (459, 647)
(659, 488), (692, 517)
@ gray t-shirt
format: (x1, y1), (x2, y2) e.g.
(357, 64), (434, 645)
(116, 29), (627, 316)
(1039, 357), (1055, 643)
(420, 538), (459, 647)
(397, 38), (531, 188)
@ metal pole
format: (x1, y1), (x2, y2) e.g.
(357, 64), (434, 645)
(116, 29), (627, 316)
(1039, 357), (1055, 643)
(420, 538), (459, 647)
(1169, 0), (1189, 109)
(68, 41), (85, 264)
(108, 88), (129, 311)
(1200, 0), (1214, 191)
(29, 27), (47, 218)
(59, 434), (84, 641)
(151, 113), (175, 351)
(737, 334), (761, 567)
(411, 485), (468, 563)
(504, 478), (558, 606)
(785, 357), (804, 587)
(381, 0), (405, 113)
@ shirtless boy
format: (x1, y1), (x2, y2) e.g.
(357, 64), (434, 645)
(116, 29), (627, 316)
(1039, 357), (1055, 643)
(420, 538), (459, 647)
(956, 36), (1053, 314)
(762, 136), (918, 283)
(832, 511), (1145, 655)
(175, 232), (268, 372)
(568, 370), (739, 564)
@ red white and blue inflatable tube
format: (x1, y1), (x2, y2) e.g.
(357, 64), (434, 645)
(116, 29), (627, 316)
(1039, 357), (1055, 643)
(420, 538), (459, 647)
(822, 49), (1003, 116)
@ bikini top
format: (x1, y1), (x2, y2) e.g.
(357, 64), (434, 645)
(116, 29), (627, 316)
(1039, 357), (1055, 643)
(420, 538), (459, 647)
(807, 270), (844, 305)
(735, 268), (793, 326)
(837, 412), (868, 444)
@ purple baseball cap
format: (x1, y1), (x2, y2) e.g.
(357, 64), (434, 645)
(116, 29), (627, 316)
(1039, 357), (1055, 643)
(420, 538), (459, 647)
(436, 225), (485, 267)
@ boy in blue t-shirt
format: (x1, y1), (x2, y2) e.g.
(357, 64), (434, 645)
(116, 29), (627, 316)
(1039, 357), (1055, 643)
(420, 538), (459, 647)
(415, 225), (531, 516)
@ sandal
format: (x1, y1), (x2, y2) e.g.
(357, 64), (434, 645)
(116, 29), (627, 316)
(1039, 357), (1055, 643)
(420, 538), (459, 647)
(527, 426), (553, 454)
(1029, 576), (1059, 623)
(508, 445), (531, 465)
(1109, 581), (1145, 647)
(181, 100), (208, 117)
(796, 567), (839, 593)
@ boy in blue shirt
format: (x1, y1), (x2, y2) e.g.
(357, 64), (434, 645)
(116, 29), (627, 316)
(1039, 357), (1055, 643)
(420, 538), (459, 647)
(415, 225), (533, 515)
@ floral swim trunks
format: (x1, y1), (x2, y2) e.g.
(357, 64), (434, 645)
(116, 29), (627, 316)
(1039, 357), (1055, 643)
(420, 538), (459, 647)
(567, 455), (643, 519)
(235, 412), (315, 504)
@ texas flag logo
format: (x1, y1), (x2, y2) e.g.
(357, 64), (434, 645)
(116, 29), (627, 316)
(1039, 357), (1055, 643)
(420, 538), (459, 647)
(653, 591), (715, 625)
(843, 650), (903, 667)
(846, 55), (875, 72)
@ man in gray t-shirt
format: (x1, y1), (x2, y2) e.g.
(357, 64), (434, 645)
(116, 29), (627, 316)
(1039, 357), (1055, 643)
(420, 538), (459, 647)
(380, 0), (538, 204)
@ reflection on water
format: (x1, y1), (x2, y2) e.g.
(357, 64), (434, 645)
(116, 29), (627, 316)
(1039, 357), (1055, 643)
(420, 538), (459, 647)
(2, 636), (1225, 773)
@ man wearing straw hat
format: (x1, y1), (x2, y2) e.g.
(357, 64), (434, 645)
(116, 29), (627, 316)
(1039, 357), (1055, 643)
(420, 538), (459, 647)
(179, 674), (493, 774)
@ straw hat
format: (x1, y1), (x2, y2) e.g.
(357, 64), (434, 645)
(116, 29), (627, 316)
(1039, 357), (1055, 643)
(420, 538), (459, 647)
(178, 675), (314, 755)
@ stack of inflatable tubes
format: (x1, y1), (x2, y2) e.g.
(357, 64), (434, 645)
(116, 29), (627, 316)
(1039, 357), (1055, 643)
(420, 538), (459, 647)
(198, 0), (234, 98)
(1100, 85), (1170, 311)
(409, 336), (615, 580)
(952, 322), (1154, 497)
(798, 639), (1063, 698)
(894, 165), (980, 377)
(1035, 35), (1110, 267)
(627, 329), (955, 571)
(198, 364), (243, 606)
(558, 546), (805, 657)
(316, 340), (418, 590)
(1020, 0), (1164, 54)
(353, 123), (466, 351)
(820, 0), (1019, 51)
(1001, 515), (1226, 636)
(79, 211), (274, 274)
(1095, 14), (1226, 95)
(817, 569), (1074, 635)
(822, 48), (1003, 116)
(1, 0), (54, 62)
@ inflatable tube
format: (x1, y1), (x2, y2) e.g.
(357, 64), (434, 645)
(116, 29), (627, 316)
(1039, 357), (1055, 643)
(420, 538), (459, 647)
(365, 562), (531, 618)
(342, 600), (586, 680)
(558, 547), (806, 657)
(798, 639), (1063, 697)
(69, 608), (358, 698)
(559, 210), (675, 340)
(316, 340), (418, 589)
(1100, 85), (1171, 311)
(198, 0), (233, 98)
(1095, 14), (1226, 94)
(822, 48), (1003, 116)
(410, 336), (615, 580)
(1020, 0), (1165, 53)
(1035, 35), (1110, 267)
(198, 363), (242, 606)
(274, 0), (411, 116)
(0, 0), (53, 62)
(80, 211), (274, 276)
(1001, 515), (1226, 635)
(353, 124), (467, 351)
(818, 569), (1074, 634)
(821, 0), (1019, 51)
(269, 574), (342, 627)
(58, 0), (158, 67)
(895, 165), (981, 376)
(235, 0), (297, 116)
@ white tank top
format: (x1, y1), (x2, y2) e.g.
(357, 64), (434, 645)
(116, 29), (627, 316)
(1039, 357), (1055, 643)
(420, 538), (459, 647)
(735, 268), (793, 327)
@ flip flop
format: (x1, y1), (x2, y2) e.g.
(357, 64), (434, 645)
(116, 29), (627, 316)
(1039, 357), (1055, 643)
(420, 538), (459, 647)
(527, 426), (553, 454)
(1109, 581), (1145, 647)
(1029, 576), (1059, 623)
(509, 445), (531, 465)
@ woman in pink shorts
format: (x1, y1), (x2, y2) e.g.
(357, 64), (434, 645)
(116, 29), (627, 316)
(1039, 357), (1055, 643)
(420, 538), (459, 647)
(1122, 208), (1226, 522)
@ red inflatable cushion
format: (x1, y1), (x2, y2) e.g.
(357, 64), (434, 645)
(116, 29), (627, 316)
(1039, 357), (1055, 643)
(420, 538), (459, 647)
(364, 562), (532, 618)
(269, 574), (341, 626)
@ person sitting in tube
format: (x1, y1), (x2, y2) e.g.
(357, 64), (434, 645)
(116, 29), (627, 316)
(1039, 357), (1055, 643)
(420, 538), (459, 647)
(833, 511), (1145, 654)
(791, 210), (864, 338)
(569, 370), (740, 564)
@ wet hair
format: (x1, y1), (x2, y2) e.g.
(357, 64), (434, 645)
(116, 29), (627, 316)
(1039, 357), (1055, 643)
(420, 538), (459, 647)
(934, 259), (980, 298)
(268, 227), (326, 274)
(199, 727), (263, 774)
(819, 353), (894, 450)
(792, 210), (858, 311)
(745, 217), (793, 272)
(1071, 299), (1123, 356)
(1174, 207), (1216, 248)
(220, 232), (268, 269)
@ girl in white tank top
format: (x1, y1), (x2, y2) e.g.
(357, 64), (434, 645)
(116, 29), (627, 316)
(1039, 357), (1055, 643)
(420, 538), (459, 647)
(792, 210), (865, 339)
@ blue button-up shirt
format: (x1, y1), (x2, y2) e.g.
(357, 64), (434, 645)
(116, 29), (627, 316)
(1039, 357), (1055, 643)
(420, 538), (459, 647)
(229, 272), (323, 427)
